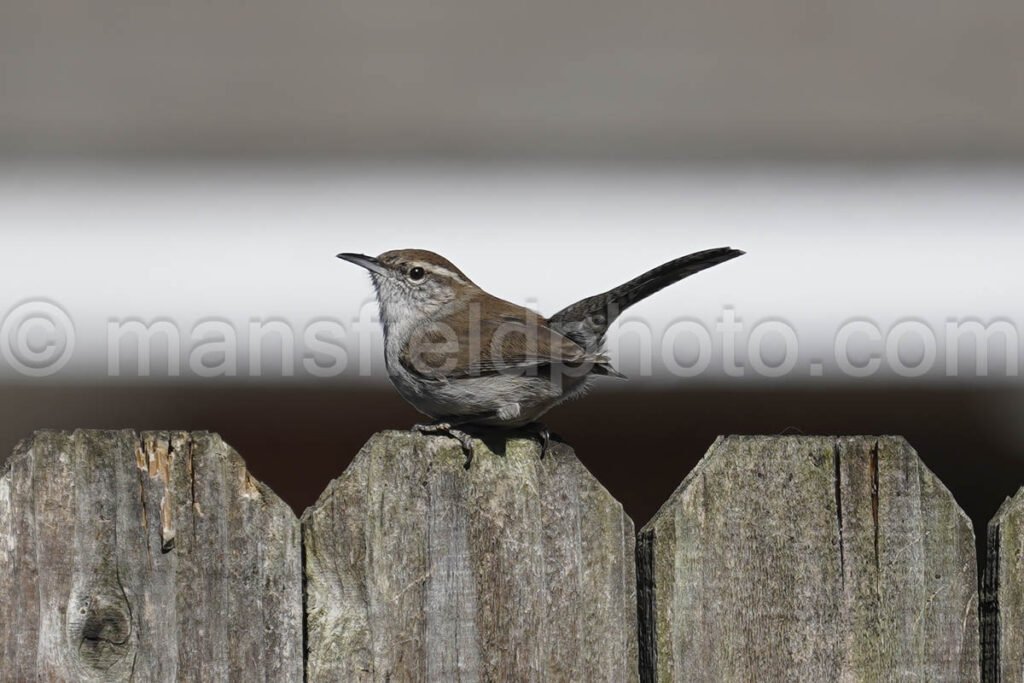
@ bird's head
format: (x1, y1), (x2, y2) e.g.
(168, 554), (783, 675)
(337, 249), (475, 325)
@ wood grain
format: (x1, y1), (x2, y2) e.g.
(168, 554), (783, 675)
(0, 429), (302, 682)
(637, 435), (979, 682)
(302, 430), (638, 682)
(983, 485), (1024, 682)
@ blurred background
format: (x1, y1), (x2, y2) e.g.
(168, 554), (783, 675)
(2, 0), (1023, 546)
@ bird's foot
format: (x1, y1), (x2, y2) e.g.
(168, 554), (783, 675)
(412, 422), (476, 469)
(522, 422), (552, 460)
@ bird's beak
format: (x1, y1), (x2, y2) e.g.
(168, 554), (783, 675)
(336, 252), (388, 276)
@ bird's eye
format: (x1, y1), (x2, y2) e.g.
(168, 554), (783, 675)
(408, 266), (426, 282)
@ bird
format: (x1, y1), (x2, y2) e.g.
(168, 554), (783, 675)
(338, 247), (744, 466)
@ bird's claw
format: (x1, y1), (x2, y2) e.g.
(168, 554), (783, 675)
(413, 422), (476, 469)
(520, 422), (551, 460)
(537, 424), (551, 460)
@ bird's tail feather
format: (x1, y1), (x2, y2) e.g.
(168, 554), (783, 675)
(550, 247), (744, 350)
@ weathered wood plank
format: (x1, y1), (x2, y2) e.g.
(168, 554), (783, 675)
(0, 429), (302, 682)
(637, 435), (979, 682)
(983, 487), (1024, 682)
(302, 430), (638, 682)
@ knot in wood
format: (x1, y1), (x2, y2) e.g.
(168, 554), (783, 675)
(67, 591), (134, 672)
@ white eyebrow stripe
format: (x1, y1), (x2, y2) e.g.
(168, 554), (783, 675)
(427, 265), (466, 283)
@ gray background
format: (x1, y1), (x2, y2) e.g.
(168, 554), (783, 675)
(2, 0), (1023, 159)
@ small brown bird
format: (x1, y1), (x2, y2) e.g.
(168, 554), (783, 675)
(338, 247), (744, 465)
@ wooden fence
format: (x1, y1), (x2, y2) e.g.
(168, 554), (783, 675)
(0, 429), (1015, 681)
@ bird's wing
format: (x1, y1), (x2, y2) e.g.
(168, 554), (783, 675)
(399, 294), (604, 380)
